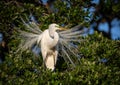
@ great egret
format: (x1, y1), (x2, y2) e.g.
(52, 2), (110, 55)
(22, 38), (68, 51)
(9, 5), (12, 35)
(18, 18), (86, 71)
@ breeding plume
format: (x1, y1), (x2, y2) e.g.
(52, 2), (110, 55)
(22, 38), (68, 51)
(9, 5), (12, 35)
(18, 18), (86, 71)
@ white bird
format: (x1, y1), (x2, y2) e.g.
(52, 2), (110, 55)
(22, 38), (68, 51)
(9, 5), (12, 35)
(18, 18), (86, 71)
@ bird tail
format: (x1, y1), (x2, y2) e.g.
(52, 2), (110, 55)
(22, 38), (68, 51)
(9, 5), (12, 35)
(17, 17), (42, 52)
(58, 23), (88, 68)
(45, 55), (55, 71)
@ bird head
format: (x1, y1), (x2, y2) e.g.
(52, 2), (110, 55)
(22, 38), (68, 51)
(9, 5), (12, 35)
(49, 23), (66, 38)
(49, 23), (66, 31)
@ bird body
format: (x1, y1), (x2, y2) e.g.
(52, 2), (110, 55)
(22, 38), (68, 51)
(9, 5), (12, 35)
(18, 19), (86, 71)
(40, 28), (59, 70)
(41, 29), (59, 49)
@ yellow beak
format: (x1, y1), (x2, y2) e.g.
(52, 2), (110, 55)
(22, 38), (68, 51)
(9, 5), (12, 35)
(59, 27), (67, 30)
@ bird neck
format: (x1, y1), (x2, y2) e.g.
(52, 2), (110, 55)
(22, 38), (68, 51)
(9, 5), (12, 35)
(50, 32), (59, 48)
(49, 28), (59, 48)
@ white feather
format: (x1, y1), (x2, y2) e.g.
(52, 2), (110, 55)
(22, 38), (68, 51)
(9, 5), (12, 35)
(18, 18), (86, 70)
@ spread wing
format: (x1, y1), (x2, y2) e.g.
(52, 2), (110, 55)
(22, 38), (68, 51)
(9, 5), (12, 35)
(18, 18), (42, 52)
(58, 25), (87, 67)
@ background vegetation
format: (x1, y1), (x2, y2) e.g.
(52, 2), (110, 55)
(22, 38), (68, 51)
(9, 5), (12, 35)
(0, 0), (120, 84)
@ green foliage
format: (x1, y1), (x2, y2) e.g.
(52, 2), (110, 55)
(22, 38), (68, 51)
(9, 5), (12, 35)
(0, 0), (120, 85)
(1, 32), (120, 85)
(80, 32), (120, 67)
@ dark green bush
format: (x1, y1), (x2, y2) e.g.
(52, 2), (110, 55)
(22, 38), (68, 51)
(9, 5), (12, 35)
(0, 32), (120, 85)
